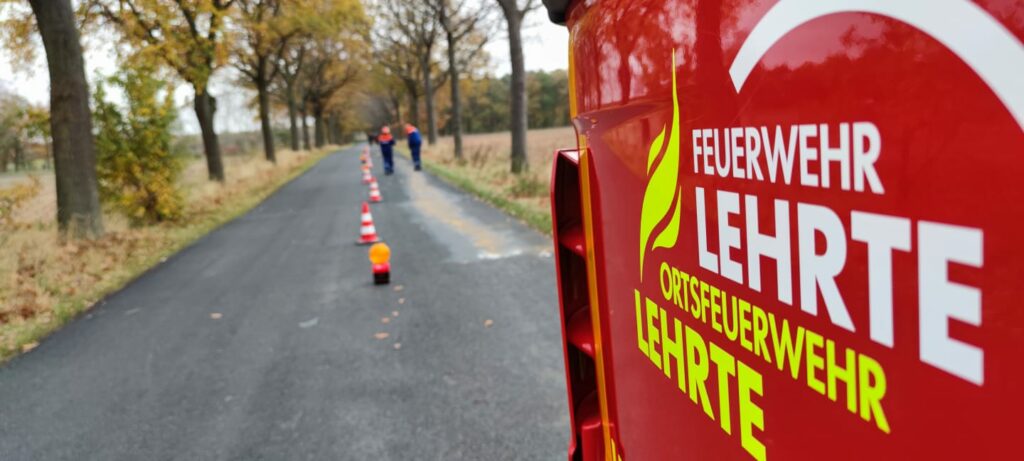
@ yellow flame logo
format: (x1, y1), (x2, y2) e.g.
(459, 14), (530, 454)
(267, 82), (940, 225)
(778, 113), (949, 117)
(639, 52), (683, 281)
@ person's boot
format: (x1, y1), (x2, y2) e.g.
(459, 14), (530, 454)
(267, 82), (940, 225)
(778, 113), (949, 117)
(414, 164), (422, 171)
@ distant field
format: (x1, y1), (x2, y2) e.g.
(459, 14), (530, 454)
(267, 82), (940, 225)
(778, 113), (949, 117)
(418, 126), (577, 233)
(426, 126), (577, 173)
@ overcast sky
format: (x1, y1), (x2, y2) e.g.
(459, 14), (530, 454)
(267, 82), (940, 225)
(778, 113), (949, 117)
(0, 5), (569, 133)
(486, 8), (569, 75)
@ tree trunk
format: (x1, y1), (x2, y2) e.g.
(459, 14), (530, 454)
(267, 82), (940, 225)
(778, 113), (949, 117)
(13, 138), (26, 171)
(44, 138), (52, 169)
(193, 89), (226, 181)
(324, 113), (333, 145)
(256, 58), (276, 163)
(331, 114), (343, 144)
(29, 0), (103, 239)
(286, 83), (299, 151)
(300, 103), (311, 150)
(421, 55), (438, 145)
(313, 106), (325, 148)
(390, 94), (401, 124)
(406, 90), (420, 129)
(444, 26), (464, 160)
(500, 4), (529, 174)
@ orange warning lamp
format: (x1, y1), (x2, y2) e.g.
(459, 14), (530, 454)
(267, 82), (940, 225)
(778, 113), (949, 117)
(369, 242), (391, 284)
(369, 242), (390, 264)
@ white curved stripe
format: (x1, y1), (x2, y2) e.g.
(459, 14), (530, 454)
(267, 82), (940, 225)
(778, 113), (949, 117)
(730, 0), (1024, 130)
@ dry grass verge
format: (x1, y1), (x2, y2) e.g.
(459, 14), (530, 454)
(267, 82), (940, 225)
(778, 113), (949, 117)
(408, 126), (576, 234)
(0, 147), (337, 361)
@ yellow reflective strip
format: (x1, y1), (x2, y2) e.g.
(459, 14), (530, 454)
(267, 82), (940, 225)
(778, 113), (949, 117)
(581, 144), (613, 460)
(569, 17), (613, 460)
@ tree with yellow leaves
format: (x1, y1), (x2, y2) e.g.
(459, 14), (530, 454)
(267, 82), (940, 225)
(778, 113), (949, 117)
(93, 62), (184, 225)
(87, 0), (235, 182)
(297, 0), (370, 147)
(232, 0), (294, 163)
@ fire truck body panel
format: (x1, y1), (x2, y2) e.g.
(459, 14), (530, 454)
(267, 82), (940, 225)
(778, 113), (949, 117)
(549, 1), (1024, 459)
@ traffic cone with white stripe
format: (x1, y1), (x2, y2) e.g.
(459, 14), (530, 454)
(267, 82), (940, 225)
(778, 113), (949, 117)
(361, 164), (373, 184)
(358, 202), (379, 244)
(369, 179), (382, 203)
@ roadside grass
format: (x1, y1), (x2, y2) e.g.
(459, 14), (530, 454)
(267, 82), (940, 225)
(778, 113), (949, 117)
(0, 146), (339, 361)
(401, 126), (576, 234)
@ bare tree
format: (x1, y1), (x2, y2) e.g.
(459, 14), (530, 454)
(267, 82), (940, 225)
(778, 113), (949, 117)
(29, 0), (103, 238)
(304, 39), (362, 147)
(374, 40), (424, 128)
(379, 0), (446, 144)
(430, 0), (490, 160)
(496, 0), (538, 173)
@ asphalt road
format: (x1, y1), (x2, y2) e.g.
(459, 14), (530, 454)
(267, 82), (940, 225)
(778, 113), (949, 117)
(0, 145), (568, 460)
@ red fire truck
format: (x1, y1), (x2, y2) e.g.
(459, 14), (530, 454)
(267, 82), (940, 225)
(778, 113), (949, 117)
(544, 0), (1024, 459)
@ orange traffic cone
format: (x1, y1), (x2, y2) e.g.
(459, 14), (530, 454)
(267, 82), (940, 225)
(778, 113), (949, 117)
(369, 179), (382, 203)
(366, 154), (374, 168)
(360, 152), (367, 164)
(362, 165), (373, 184)
(358, 202), (379, 244)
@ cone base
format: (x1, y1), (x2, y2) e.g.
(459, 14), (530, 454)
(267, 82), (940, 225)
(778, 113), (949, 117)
(373, 271), (390, 285)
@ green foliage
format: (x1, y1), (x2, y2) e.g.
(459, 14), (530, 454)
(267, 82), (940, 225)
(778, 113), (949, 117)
(505, 173), (547, 199)
(526, 69), (571, 129)
(461, 76), (510, 134)
(456, 69), (571, 135)
(93, 63), (184, 225)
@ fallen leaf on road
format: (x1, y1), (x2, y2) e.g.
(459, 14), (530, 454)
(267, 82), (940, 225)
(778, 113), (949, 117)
(393, 285), (404, 292)
(299, 317), (319, 328)
(374, 332), (390, 340)
(484, 319), (494, 328)
(398, 298), (405, 304)
(392, 311), (399, 317)
(381, 317), (391, 324)
(21, 342), (38, 352)
(210, 313), (223, 320)
(393, 343), (402, 350)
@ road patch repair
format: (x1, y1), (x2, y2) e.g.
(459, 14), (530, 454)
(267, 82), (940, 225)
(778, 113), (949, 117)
(399, 155), (550, 263)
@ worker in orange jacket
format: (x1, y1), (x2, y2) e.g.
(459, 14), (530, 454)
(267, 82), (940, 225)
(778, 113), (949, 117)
(378, 126), (396, 175)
